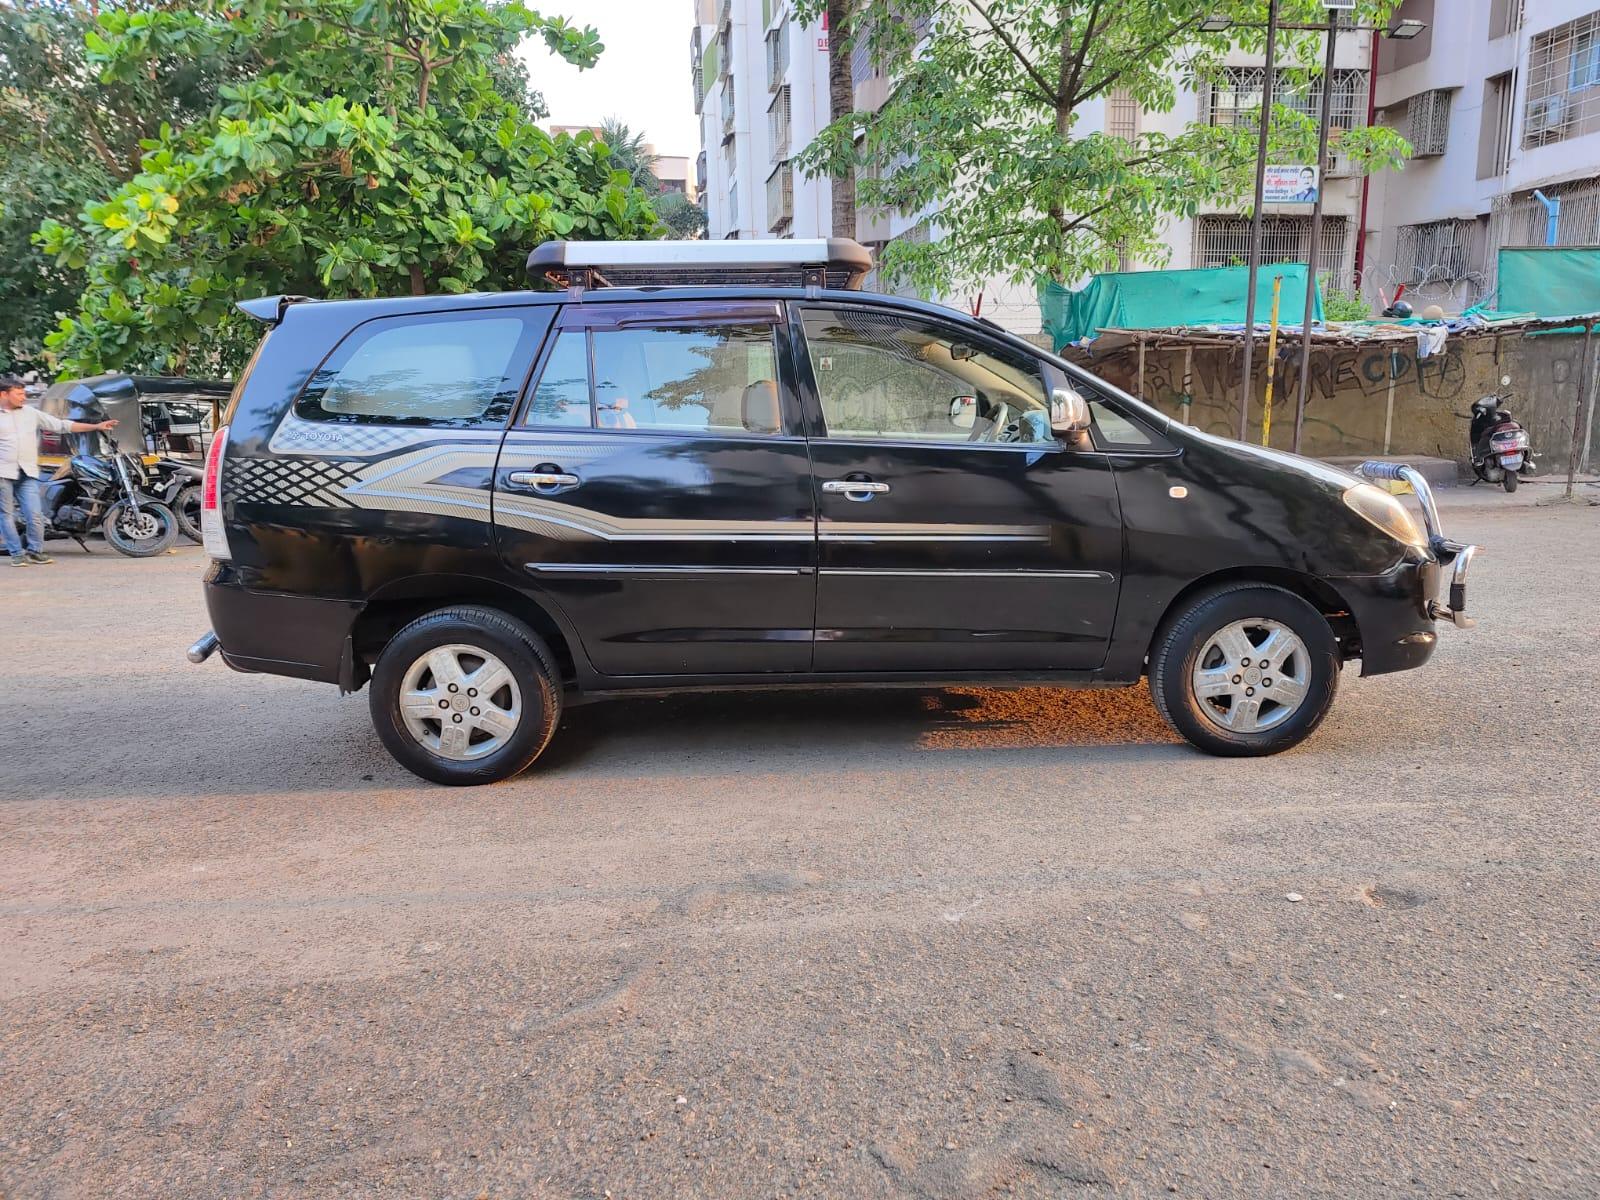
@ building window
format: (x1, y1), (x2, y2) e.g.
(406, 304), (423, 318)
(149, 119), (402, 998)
(768, 85), (791, 162)
(1490, 175), (1600, 250)
(1193, 215), (1352, 293)
(1490, 0), (1524, 39)
(722, 73), (737, 142)
(1524, 11), (1600, 148)
(1404, 89), (1450, 156)
(1478, 72), (1515, 179)
(691, 27), (706, 115)
(1395, 219), (1485, 286)
(1206, 67), (1369, 132)
(766, 20), (789, 91)
(766, 161), (794, 233)
(1106, 88), (1140, 141)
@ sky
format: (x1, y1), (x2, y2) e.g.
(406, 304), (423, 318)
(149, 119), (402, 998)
(521, 2), (701, 161)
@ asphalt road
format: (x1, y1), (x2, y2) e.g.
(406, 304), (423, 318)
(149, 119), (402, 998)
(3, 486), (1598, 1199)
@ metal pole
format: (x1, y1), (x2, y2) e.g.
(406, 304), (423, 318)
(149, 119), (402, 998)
(1567, 319), (1596, 500)
(1237, 0), (1280, 442)
(1292, 16), (1339, 455)
(1262, 273), (1284, 447)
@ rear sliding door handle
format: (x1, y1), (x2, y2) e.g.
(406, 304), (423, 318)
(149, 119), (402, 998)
(507, 470), (580, 490)
(821, 479), (890, 500)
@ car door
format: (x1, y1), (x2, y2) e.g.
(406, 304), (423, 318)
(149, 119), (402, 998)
(493, 298), (816, 678)
(795, 302), (1123, 673)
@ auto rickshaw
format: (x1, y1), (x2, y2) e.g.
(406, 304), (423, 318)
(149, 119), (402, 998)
(35, 374), (230, 470)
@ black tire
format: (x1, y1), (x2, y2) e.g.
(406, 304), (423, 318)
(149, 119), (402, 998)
(1502, 471), (1518, 493)
(101, 500), (179, 557)
(1149, 584), (1339, 757)
(173, 484), (203, 542)
(369, 605), (562, 786)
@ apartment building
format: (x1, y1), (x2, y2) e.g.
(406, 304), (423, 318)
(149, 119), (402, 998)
(1364, 0), (1600, 310)
(689, 1), (1600, 333)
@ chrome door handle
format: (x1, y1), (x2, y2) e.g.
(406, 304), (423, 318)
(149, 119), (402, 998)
(508, 471), (580, 490)
(822, 479), (890, 500)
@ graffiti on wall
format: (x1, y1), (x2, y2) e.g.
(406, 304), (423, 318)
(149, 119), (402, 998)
(1080, 329), (1597, 462)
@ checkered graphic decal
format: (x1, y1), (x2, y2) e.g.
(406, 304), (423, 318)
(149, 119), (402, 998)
(227, 457), (365, 508)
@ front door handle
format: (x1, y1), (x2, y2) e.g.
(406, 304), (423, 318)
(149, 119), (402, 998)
(822, 478), (890, 501)
(507, 470), (580, 491)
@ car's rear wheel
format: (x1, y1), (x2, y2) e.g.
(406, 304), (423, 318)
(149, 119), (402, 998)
(1149, 584), (1339, 757)
(369, 606), (562, 785)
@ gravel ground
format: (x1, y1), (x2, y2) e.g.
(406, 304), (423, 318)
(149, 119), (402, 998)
(2, 485), (1597, 1199)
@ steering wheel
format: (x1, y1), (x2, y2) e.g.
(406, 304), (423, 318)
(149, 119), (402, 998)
(982, 401), (1011, 442)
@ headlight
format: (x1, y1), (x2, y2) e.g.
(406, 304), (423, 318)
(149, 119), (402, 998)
(1342, 483), (1427, 550)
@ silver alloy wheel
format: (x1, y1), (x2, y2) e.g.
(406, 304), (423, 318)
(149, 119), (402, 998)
(398, 643), (523, 761)
(120, 510), (161, 540)
(1191, 618), (1311, 734)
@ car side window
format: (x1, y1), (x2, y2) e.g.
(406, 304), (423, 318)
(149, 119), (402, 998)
(801, 307), (1053, 445)
(523, 322), (786, 436)
(296, 310), (543, 427)
(1066, 377), (1162, 450)
(526, 331), (591, 428)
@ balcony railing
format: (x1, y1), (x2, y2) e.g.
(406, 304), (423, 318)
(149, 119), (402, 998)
(766, 162), (794, 232)
(690, 27), (706, 114)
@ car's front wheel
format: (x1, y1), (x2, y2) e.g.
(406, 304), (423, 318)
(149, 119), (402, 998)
(369, 606), (562, 785)
(1149, 584), (1339, 757)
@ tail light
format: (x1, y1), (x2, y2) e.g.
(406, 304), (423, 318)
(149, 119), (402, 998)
(201, 426), (232, 560)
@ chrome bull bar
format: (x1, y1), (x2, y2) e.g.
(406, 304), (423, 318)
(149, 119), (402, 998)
(1357, 461), (1478, 631)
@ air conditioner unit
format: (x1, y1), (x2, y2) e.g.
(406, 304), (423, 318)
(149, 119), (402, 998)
(1323, 0), (1356, 9)
(1526, 94), (1569, 137)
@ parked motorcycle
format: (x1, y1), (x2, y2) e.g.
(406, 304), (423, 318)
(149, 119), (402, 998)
(149, 457), (204, 543)
(22, 448), (181, 558)
(1468, 376), (1536, 493)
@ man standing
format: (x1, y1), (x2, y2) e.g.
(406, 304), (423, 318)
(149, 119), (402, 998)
(0, 374), (118, 566)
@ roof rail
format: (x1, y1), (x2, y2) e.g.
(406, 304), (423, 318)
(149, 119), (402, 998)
(526, 238), (873, 293)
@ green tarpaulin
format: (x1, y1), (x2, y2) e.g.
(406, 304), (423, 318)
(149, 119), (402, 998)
(1040, 264), (1325, 351)
(1497, 247), (1600, 318)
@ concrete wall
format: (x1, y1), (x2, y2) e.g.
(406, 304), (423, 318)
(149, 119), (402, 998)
(1070, 329), (1600, 467)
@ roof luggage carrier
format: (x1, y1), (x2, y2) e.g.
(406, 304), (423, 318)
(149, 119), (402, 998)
(526, 238), (874, 294)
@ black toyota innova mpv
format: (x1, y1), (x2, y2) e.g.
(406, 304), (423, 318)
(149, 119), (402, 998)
(188, 239), (1478, 785)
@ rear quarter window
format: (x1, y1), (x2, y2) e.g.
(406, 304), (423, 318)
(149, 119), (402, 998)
(294, 309), (547, 428)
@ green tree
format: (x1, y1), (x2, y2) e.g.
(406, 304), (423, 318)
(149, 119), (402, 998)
(655, 191), (709, 239)
(794, 0), (1411, 296)
(37, 0), (662, 376)
(594, 119), (706, 239)
(598, 117), (659, 191)
(0, 0), (240, 371)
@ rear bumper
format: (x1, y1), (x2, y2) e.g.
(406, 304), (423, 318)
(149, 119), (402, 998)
(203, 565), (356, 685)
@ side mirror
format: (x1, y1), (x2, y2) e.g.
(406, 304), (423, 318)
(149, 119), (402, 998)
(949, 395), (977, 430)
(1050, 387), (1092, 440)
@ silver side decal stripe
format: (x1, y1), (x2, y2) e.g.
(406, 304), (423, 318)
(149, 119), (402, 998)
(526, 564), (813, 577)
(822, 568), (1114, 580)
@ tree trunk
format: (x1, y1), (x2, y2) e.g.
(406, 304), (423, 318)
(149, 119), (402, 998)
(826, 0), (856, 239)
(408, 263), (427, 296)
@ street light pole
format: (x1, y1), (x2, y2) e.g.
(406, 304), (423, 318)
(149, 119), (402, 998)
(1237, 0), (1280, 442)
(1292, 14), (1340, 454)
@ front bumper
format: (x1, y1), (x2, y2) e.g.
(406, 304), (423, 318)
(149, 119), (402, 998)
(1358, 461), (1477, 631)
